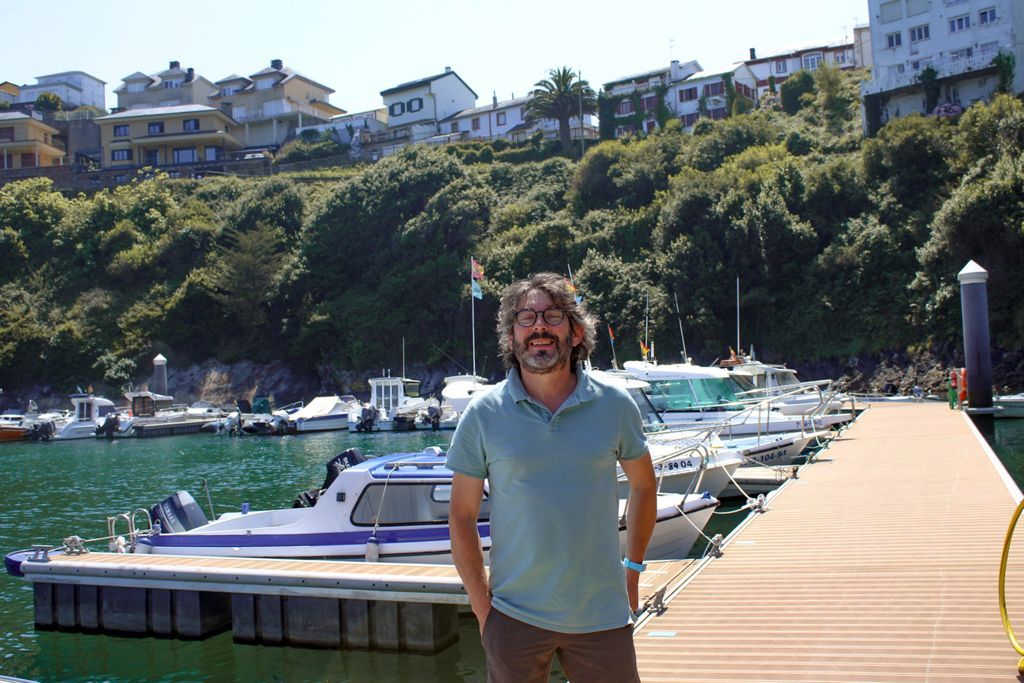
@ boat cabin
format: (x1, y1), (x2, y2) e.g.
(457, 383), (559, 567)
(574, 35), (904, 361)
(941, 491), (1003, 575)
(69, 393), (116, 422)
(124, 390), (174, 417)
(368, 377), (421, 414)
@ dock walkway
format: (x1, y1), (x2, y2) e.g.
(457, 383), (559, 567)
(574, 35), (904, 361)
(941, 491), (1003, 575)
(633, 402), (1024, 682)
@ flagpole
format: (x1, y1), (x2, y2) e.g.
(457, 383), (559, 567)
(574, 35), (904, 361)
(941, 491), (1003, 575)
(470, 256), (477, 381)
(673, 291), (688, 363)
(735, 276), (740, 355)
(644, 290), (650, 361)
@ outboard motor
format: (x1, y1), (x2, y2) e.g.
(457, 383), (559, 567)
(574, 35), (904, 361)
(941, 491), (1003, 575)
(427, 405), (441, 432)
(97, 413), (121, 438)
(25, 421), (54, 441)
(292, 448), (366, 508)
(355, 406), (377, 432)
(149, 491), (209, 533)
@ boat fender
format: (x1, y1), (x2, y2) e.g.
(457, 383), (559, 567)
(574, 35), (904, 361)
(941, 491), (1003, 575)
(365, 535), (380, 562)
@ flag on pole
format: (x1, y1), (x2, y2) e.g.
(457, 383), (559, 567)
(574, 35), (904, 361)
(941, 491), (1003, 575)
(565, 280), (583, 305)
(471, 258), (485, 280)
(640, 340), (649, 358)
(607, 324), (615, 341)
(471, 280), (483, 300)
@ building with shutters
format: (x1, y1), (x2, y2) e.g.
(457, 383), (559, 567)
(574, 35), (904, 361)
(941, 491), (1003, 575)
(377, 68), (477, 153)
(94, 104), (242, 169)
(744, 41), (858, 99)
(0, 111), (66, 170)
(861, 0), (1024, 132)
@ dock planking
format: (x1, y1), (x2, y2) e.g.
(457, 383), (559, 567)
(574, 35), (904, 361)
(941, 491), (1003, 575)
(633, 402), (1024, 682)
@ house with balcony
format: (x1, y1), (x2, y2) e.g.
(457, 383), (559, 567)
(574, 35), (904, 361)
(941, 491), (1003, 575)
(0, 111), (65, 170)
(439, 94), (599, 144)
(114, 61), (217, 111)
(744, 40), (857, 99)
(295, 108), (388, 149)
(377, 68), (477, 154)
(208, 59), (344, 150)
(861, 0), (1024, 133)
(1, 82), (21, 106)
(16, 71), (106, 110)
(603, 60), (702, 136)
(603, 60), (756, 136)
(94, 104), (242, 169)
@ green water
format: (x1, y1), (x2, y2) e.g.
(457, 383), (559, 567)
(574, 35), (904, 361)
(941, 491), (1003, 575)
(4, 420), (1021, 681)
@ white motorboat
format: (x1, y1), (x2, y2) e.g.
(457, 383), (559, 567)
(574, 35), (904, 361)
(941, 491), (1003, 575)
(51, 393), (120, 440)
(289, 395), (361, 432)
(348, 376), (432, 432)
(69, 447), (719, 564)
(621, 361), (853, 436)
(440, 375), (495, 415)
(719, 353), (850, 415)
(995, 394), (1024, 419)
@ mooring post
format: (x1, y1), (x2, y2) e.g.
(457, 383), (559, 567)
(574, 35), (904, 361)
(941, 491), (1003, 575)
(957, 260), (995, 414)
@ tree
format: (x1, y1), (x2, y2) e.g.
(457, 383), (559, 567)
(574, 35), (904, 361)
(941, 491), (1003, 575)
(34, 91), (62, 112)
(780, 70), (815, 115)
(525, 67), (596, 155)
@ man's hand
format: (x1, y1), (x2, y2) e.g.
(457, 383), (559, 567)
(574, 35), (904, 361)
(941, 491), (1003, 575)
(625, 566), (641, 613)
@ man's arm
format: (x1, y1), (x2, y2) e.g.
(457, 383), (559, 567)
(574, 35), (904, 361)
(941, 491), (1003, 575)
(449, 472), (491, 633)
(619, 452), (657, 613)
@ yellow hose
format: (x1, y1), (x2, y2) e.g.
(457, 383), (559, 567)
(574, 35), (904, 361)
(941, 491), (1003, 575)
(999, 497), (1024, 673)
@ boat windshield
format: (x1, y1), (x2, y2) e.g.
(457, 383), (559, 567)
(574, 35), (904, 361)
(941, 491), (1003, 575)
(625, 387), (664, 428)
(647, 378), (742, 411)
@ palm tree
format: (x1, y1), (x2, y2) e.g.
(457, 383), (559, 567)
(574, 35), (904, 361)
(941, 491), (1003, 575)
(525, 67), (596, 155)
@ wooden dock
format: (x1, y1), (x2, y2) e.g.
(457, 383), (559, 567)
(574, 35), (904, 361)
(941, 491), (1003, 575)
(633, 402), (1024, 682)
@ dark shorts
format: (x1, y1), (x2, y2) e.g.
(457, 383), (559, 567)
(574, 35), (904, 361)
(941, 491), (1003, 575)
(481, 608), (640, 683)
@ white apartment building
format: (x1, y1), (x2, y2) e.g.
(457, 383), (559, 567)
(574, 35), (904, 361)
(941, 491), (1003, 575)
(861, 0), (1024, 130)
(17, 71), (106, 110)
(745, 40), (857, 99)
(604, 60), (757, 136)
(440, 95), (598, 143)
(378, 68), (477, 154)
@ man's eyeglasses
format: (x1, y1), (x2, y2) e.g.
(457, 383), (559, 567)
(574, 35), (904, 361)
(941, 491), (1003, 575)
(514, 308), (566, 327)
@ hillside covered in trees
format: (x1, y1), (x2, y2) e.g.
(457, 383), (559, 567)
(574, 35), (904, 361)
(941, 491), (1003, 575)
(2, 68), (1023, 394)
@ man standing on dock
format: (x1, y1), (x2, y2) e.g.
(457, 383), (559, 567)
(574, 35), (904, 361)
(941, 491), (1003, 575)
(448, 272), (657, 683)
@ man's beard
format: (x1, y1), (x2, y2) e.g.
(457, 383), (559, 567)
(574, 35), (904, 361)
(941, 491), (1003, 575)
(513, 330), (573, 374)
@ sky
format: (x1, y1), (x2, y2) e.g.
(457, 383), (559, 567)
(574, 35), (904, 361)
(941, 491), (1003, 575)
(3, 0), (869, 115)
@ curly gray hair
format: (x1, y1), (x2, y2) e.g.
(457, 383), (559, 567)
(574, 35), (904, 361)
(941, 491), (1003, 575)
(496, 272), (598, 369)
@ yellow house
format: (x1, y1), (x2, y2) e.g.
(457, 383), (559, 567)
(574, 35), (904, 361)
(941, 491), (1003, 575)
(0, 111), (65, 170)
(94, 104), (243, 169)
(209, 59), (344, 148)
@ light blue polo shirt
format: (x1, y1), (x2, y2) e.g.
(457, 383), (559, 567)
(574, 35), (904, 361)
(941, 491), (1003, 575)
(446, 365), (648, 633)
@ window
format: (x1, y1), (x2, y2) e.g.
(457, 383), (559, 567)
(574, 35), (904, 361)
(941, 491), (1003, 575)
(909, 24), (930, 42)
(172, 148), (197, 164)
(148, 122), (164, 135)
(880, 0), (902, 22)
(834, 51), (848, 64)
(113, 124), (129, 137)
(679, 86), (698, 102)
(0, 127), (13, 141)
(775, 60), (788, 74)
(951, 47), (974, 60)
(205, 146), (222, 161)
(802, 52), (823, 69)
(886, 32), (903, 48)
(450, 122), (459, 133)
(471, 117), (480, 131)
(709, 107), (728, 120)
(907, 0), (929, 16)
(183, 118), (199, 132)
(496, 112), (507, 126)
(979, 7), (996, 24)
(645, 120), (657, 133)
(163, 80), (181, 89)
(681, 112), (699, 127)
(642, 95), (658, 111)
(949, 14), (970, 32)
(111, 149), (132, 161)
(617, 99), (634, 115)
(256, 78), (274, 90)
(144, 149), (159, 165)
(980, 41), (1000, 56)
(702, 82), (724, 97)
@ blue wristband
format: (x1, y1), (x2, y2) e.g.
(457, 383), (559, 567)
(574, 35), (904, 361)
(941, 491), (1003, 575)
(622, 557), (646, 573)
